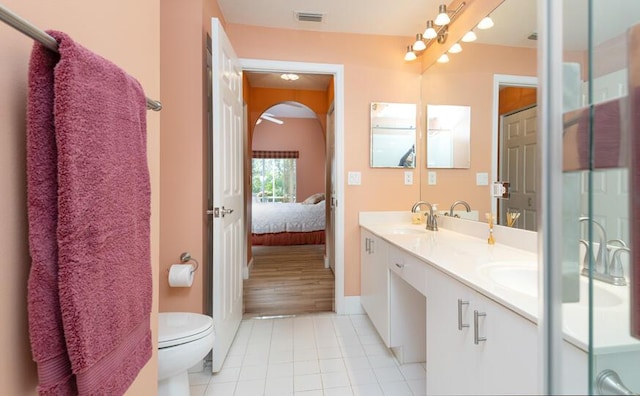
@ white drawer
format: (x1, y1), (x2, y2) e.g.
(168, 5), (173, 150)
(388, 245), (427, 296)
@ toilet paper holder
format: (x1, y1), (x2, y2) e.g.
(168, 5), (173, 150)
(179, 252), (199, 274)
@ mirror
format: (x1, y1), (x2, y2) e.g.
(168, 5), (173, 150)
(420, 0), (539, 225)
(370, 102), (417, 168)
(426, 104), (471, 168)
(419, 0), (634, 233)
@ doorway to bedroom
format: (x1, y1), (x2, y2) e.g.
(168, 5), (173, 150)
(244, 71), (335, 316)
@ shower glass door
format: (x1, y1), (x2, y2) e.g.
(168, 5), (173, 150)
(560, 0), (640, 393)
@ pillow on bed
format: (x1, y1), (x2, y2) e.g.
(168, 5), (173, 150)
(302, 192), (325, 204)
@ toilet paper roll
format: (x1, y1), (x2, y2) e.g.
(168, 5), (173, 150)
(168, 264), (194, 287)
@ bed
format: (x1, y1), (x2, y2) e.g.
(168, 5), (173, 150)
(251, 200), (326, 246)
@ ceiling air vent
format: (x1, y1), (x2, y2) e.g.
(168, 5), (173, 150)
(295, 11), (324, 23)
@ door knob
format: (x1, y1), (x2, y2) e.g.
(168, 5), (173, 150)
(209, 207), (234, 217)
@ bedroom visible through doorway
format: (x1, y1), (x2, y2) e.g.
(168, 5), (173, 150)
(244, 71), (335, 316)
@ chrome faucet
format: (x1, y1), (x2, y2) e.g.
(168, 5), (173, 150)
(609, 246), (629, 285)
(445, 200), (471, 217)
(411, 201), (438, 231)
(579, 216), (608, 274)
(578, 217), (627, 286)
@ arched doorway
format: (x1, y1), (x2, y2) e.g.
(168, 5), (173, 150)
(246, 100), (333, 316)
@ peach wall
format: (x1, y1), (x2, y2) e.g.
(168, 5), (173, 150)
(0, 0), (160, 394)
(252, 118), (326, 201)
(420, 43), (537, 218)
(227, 24), (423, 295)
(159, 0), (226, 313)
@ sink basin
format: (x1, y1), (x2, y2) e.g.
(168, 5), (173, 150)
(485, 265), (538, 297)
(480, 264), (623, 308)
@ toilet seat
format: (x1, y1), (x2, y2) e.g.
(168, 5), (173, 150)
(158, 312), (214, 349)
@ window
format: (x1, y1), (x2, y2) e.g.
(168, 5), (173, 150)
(252, 151), (298, 203)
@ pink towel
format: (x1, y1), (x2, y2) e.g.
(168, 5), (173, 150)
(27, 30), (76, 396)
(579, 99), (624, 169)
(27, 31), (152, 394)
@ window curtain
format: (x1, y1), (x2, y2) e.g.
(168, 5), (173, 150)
(252, 150), (299, 159)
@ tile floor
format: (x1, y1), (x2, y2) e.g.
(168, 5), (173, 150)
(189, 313), (426, 396)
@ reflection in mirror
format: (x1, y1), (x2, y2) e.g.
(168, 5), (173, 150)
(497, 97), (537, 230)
(419, 0), (538, 225)
(426, 104), (471, 169)
(370, 102), (417, 168)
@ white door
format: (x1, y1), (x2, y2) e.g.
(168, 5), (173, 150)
(499, 106), (538, 231)
(326, 104), (336, 273)
(211, 17), (244, 373)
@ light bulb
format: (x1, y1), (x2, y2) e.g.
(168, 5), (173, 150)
(477, 16), (494, 30)
(280, 73), (300, 81)
(413, 33), (426, 51)
(461, 31), (477, 42)
(404, 46), (417, 61)
(434, 4), (450, 26)
(437, 53), (450, 63)
(449, 43), (462, 54)
(423, 20), (437, 39)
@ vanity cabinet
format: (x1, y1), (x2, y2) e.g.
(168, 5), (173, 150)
(360, 229), (390, 346)
(426, 266), (539, 395)
(388, 245), (426, 364)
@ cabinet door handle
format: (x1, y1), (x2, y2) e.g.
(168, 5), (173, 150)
(474, 310), (487, 344)
(365, 238), (370, 254)
(457, 299), (469, 330)
(395, 262), (405, 269)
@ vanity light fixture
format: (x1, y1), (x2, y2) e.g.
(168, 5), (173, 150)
(448, 43), (462, 54)
(477, 16), (494, 30)
(434, 4), (451, 26)
(404, 45), (417, 61)
(423, 20), (437, 39)
(437, 53), (450, 63)
(280, 73), (300, 81)
(461, 30), (477, 42)
(413, 33), (427, 51)
(403, 2), (466, 61)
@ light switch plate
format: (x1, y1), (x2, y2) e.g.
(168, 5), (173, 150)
(476, 172), (489, 186)
(404, 171), (413, 185)
(347, 171), (361, 185)
(428, 171), (436, 185)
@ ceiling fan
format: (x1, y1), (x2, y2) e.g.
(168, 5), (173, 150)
(257, 112), (284, 125)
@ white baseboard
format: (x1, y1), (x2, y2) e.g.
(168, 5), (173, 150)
(343, 296), (365, 315)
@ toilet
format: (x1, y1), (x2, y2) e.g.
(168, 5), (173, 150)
(158, 312), (214, 396)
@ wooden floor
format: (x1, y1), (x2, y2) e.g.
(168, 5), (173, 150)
(244, 244), (334, 317)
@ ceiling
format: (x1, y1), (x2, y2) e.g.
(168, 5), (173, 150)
(246, 72), (332, 91)
(217, 0), (533, 46)
(218, 0), (640, 51)
(233, 0), (640, 118)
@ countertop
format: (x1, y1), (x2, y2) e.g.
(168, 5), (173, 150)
(359, 211), (640, 354)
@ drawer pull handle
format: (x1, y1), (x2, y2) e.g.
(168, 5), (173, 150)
(474, 310), (487, 344)
(395, 262), (405, 269)
(457, 299), (469, 330)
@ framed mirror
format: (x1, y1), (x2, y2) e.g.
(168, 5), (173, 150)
(370, 102), (417, 168)
(426, 104), (471, 168)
